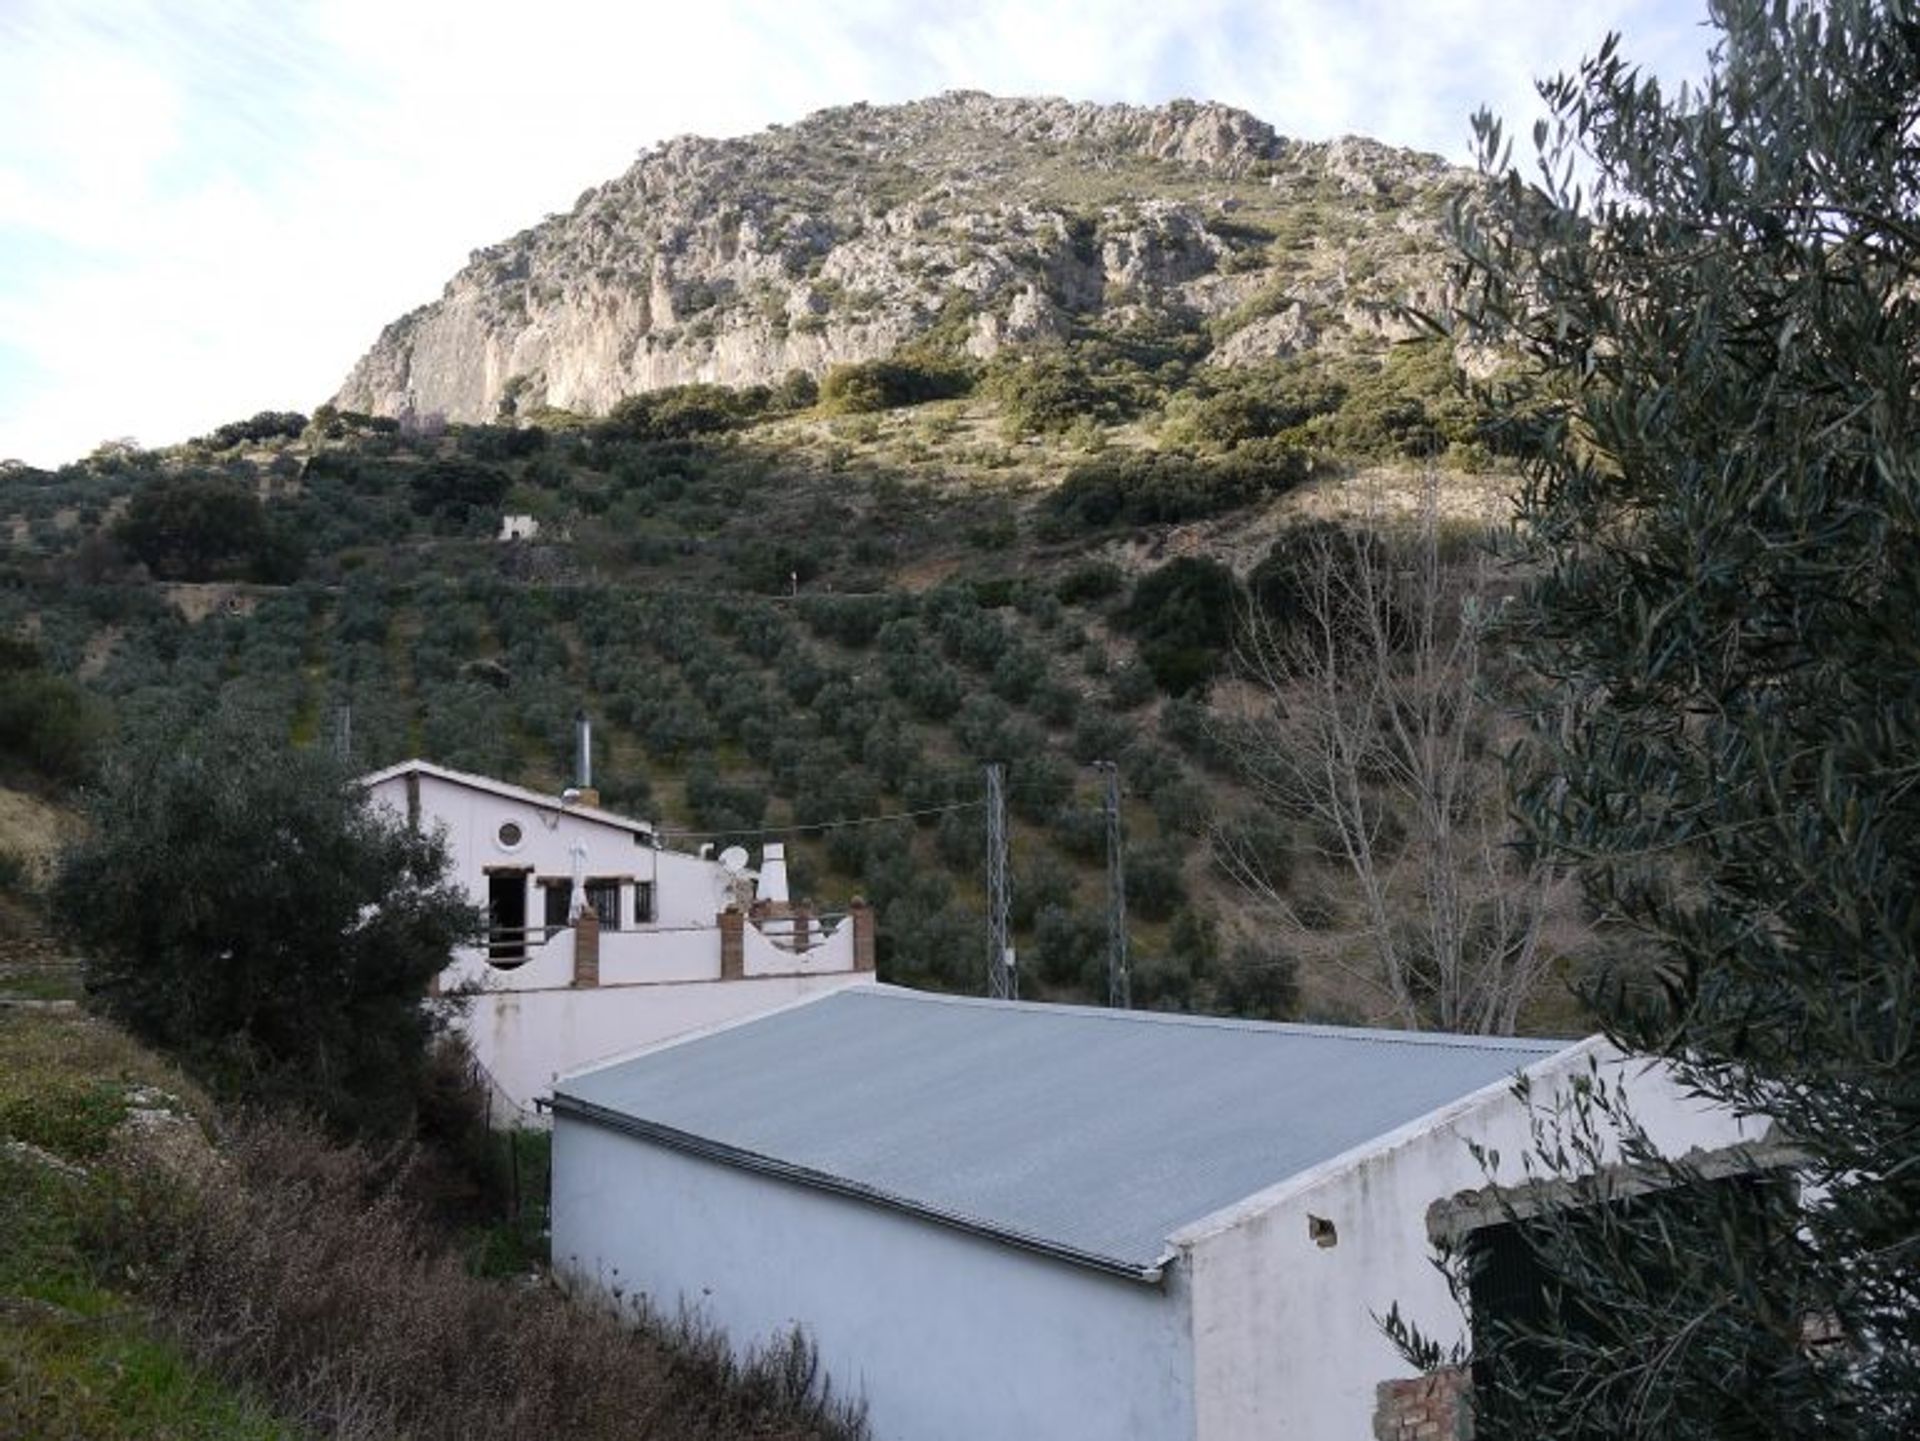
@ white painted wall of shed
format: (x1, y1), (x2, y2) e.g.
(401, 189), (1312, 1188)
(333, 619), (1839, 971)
(1175, 1042), (1768, 1440)
(552, 1120), (1198, 1441)
(469, 971), (875, 1115)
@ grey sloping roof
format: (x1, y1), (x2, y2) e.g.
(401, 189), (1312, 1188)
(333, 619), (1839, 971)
(554, 987), (1570, 1279)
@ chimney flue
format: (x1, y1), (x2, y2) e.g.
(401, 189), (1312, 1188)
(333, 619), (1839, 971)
(572, 710), (600, 808)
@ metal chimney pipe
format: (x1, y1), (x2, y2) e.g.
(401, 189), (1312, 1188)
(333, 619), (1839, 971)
(575, 709), (592, 790)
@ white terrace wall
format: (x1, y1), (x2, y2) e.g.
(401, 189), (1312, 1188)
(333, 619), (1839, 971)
(553, 1117), (1199, 1441)
(1173, 1042), (1768, 1441)
(469, 972), (875, 1116)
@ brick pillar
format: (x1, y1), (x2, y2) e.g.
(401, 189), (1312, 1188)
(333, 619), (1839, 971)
(572, 908), (600, 988)
(1373, 1367), (1472, 1441)
(719, 905), (744, 980)
(849, 896), (876, 972)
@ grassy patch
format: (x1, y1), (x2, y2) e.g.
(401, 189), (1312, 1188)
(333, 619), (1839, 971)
(0, 1008), (209, 1160)
(0, 1154), (293, 1441)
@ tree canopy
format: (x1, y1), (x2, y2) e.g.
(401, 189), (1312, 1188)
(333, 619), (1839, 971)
(56, 716), (476, 1137)
(1414, 1), (1919, 1435)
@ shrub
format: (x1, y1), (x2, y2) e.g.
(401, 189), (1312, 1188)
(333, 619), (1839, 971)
(1054, 561), (1125, 606)
(114, 474), (304, 582)
(818, 359), (971, 414)
(87, 1115), (868, 1441)
(55, 717), (475, 1138)
(1037, 447), (1309, 538)
(1213, 939), (1300, 1020)
(1120, 557), (1241, 697)
(0, 635), (106, 782)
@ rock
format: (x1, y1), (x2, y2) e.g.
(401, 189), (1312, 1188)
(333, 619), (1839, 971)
(332, 94), (1469, 423)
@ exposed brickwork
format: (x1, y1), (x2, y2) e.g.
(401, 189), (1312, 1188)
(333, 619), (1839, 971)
(572, 908), (600, 988)
(849, 897), (876, 972)
(718, 906), (744, 980)
(1374, 1367), (1472, 1441)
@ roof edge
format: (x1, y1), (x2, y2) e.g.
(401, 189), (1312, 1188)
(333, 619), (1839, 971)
(359, 757), (656, 837)
(840, 985), (1572, 1052)
(1167, 1035), (1610, 1250)
(550, 1092), (1169, 1285)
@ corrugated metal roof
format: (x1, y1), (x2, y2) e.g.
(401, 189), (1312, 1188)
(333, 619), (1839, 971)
(553, 987), (1571, 1279)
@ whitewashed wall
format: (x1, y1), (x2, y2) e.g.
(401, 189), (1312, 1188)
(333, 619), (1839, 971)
(1173, 1042), (1767, 1441)
(366, 770), (737, 932)
(553, 1120), (1199, 1441)
(468, 972), (875, 1115)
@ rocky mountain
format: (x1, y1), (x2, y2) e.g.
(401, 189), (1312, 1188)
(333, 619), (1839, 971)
(333, 92), (1468, 424)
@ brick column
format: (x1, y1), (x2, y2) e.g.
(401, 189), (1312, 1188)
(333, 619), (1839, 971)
(572, 908), (600, 988)
(849, 896), (876, 972)
(719, 905), (744, 980)
(1374, 1367), (1472, 1441)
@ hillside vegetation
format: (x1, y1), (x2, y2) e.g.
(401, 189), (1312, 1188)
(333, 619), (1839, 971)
(0, 94), (1586, 1031)
(0, 361), (1582, 1030)
(0, 992), (866, 1440)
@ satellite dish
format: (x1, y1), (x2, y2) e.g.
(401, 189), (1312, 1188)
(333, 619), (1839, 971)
(718, 845), (750, 873)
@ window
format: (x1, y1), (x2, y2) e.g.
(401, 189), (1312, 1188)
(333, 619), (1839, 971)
(632, 880), (656, 924)
(540, 880), (571, 938)
(496, 821), (523, 849)
(585, 879), (622, 931)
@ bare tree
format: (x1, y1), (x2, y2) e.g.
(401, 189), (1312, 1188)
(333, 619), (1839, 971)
(1217, 481), (1565, 1034)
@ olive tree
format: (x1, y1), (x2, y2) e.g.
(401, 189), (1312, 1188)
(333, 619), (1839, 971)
(57, 714), (476, 1138)
(1393, 3), (1920, 1435)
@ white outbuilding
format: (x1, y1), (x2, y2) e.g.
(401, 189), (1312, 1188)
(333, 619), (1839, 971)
(551, 986), (1771, 1441)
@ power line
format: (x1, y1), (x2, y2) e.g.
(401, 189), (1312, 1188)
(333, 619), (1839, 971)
(655, 798), (982, 842)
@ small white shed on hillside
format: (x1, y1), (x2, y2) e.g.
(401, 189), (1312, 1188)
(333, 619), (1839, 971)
(551, 987), (1768, 1441)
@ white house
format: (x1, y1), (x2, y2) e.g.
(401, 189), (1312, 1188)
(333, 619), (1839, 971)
(549, 986), (1772, 1441)
(361, 758), (875, 1115)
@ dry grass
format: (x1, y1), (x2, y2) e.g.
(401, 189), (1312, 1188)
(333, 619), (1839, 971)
(0, 1007), (212, 1158)
(92, 1116), (868, 1441)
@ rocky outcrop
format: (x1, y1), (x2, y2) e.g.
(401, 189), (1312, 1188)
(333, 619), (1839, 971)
(333, 93), (1466, 423)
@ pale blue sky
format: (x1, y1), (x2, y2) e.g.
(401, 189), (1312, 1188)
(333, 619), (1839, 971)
(0, 0), (1715, 467)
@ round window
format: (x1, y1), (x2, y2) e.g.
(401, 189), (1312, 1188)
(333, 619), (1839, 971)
(497, 821), (523, 848)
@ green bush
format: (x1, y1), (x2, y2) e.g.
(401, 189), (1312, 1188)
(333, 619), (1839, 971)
(114, 474), (304, 582)
(55, 717), (476, 1138)
(1054, 561), (1125, 605)
(819, 359), (972, 414)
(1038, 447), (1308, 537)
(0, 636), (105, 782)
(1121, 557), (1241, 697)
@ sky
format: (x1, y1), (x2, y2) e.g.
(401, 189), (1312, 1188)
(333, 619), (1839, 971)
(0, 0), (1717, 468)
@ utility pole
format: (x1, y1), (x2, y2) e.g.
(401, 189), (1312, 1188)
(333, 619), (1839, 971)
(334, 702), (353, 767)
(985, 762), (1015, 999)
(1094, 760), (1129, 1009)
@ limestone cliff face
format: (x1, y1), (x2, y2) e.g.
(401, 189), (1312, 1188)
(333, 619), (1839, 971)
(333, 93), (1466, 423)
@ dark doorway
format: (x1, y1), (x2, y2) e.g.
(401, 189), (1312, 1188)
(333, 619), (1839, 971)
(488, 872), (528, 963)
